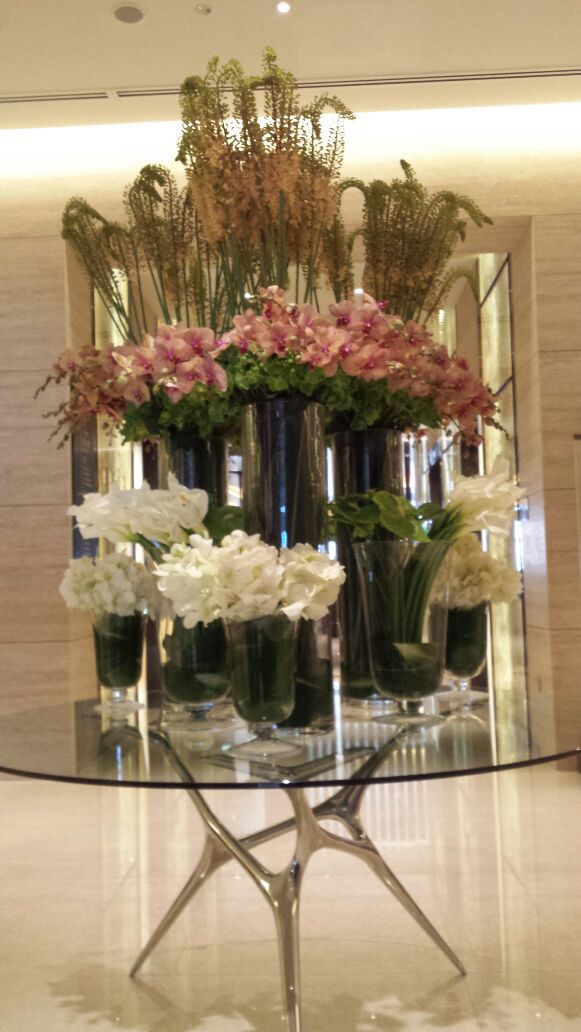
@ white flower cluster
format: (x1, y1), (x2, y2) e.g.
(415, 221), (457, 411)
(155, 530), (346, 628)
(68, 474), (209, 549)
(433, 534), (522, 609)
(60, 552), (156, 616)
(447, 457), (525, 537)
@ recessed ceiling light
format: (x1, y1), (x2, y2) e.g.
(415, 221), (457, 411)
(277, 1), (291, 12)
(195, 3), (212, 13)
(114, 5), (145, 22)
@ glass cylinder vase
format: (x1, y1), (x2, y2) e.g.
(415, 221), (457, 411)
(354, 539), (449, 727)
(241, 396), (332, 731)
(165, 430), (229, 506)
(92, 611), (145, 711)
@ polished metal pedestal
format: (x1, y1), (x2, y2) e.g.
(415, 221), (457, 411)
(130, 732), (465, 1031)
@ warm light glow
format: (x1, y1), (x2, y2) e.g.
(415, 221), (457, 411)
(5, 100), (581, 179)
(277, 1), (291, 11)
(341, 101), (581, 165)
(0, 121), (182, 179)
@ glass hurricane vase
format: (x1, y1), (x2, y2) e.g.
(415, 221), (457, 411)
(354, 540), (450, 729)
(92, 612), (146, 713)
(439, 603), (489, 711)
(158, 611), (232, 727)
(224, 613), (301, 759)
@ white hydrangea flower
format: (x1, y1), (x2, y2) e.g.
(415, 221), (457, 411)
(59, 553), (155, 616)
(155, 534), (222, 628)
(214, 530), (283, 623)
(154, 531), (345, 628)
(68, 474), (209, 549)
(279, 543), (346, 621)
(446, 457), (525, 537)
(433, 534), (522, 609)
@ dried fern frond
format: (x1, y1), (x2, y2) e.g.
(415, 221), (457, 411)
(332, 161), (492, 322)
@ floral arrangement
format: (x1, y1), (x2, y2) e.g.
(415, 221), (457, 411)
(38, 285), (498, 445)
(328, 161), (492, 322)
(328, 459), (523, 543)
(221, 286), (499, 442)
(68, 475), (242, 559)
(60, 552), (155, 616)
(36, 324), (231, 444)
(433, 534), (522, 609)
(178, 48), (353, 311)
(155, 530), (345, 628)
(60, 51), (353, 349)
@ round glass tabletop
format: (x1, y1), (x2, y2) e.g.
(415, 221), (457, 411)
(0, 689), (578, 790)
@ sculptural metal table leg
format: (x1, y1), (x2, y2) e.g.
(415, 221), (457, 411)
(130, 735), (465, 1031)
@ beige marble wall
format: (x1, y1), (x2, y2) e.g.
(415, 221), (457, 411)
(528, 215), (581, 750)
(0, 232), (95, 713)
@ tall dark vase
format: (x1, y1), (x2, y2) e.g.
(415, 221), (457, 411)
(332, 429), (408, 705)
(165, 430), (229, 506)
(241, 396), (333, 731)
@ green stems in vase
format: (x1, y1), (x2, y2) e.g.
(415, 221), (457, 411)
(92, 612), (146, 712)
(354, 540), (450, 728)
(158, 611), (232, 726)
(224, 614), (301, 758)
(439, 602), (489, 711)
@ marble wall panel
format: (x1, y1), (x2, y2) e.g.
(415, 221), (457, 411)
(540, 488), (581, 630)
(454, 281), (479, 372)
(0, 635), (95, 715)
(0, 237), (66, 372)
(0, 504), (89, 650)
(521, 490), (549, 632)
(510, 224), (536, 375)
(534, 215), (581, 354)
(0, 374), (69, 506)
(0, 224), (90, 710)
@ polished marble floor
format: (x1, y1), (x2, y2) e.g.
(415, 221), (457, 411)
(0, 763), (580, 1031)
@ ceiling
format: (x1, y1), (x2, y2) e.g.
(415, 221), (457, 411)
(3, 0), (581, 128)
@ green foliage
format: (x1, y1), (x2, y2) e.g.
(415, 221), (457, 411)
(63, 166), (235, 339)
(320, 370), (442, 433)
(202, 504), (245, 544)
(328, 490), (443, 542)
(332, 162), (492, 320)
(121, 382), (238, 443)
(222, 346), (327, 404)
(62, 197), (139, 342)
(328, 487), (473, 544)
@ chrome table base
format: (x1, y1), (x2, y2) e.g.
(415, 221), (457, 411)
(130, 732), (465, 1031)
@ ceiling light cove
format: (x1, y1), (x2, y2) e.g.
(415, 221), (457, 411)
(114, 5), (145, 23)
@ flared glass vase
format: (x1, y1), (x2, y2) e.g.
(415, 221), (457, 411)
(355, 540), (450, 728)
(92, 612), (145, 712)
(224, 613), (301, 759)
(439, 602), (489, 711)
(158, 612), (232, 726)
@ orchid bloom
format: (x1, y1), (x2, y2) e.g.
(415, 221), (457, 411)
(446, 458), (525, 537)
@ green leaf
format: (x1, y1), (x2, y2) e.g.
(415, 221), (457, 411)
(203, 505), (245, 544)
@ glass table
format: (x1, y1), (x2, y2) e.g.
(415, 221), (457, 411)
(0, 692), (579, 1032)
